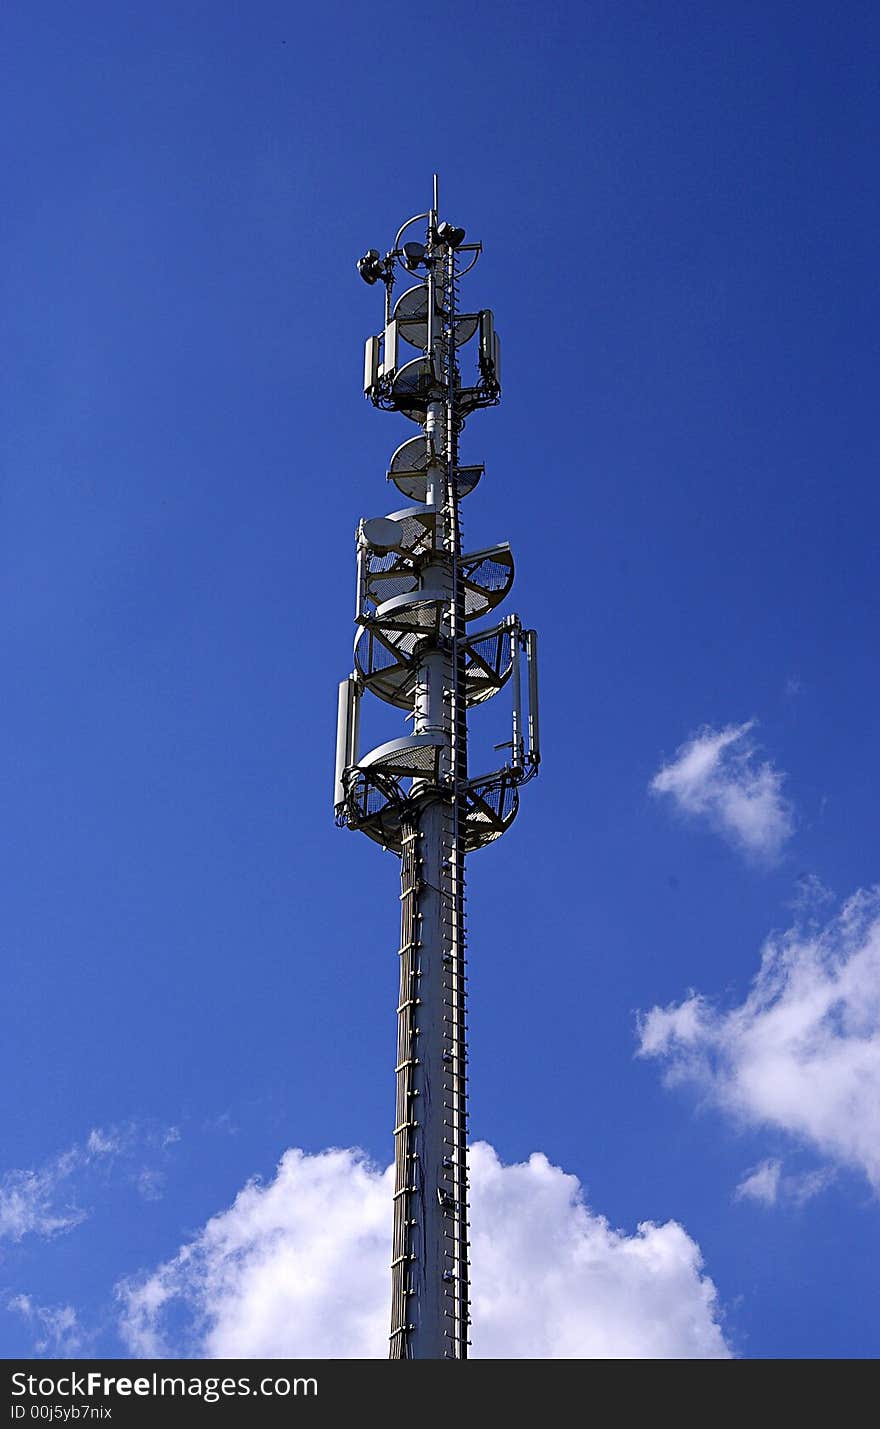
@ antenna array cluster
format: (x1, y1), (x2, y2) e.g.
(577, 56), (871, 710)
(334, 180), (540, 1359)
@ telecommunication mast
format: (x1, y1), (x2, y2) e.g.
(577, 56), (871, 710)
(334, 178), (540, 1359)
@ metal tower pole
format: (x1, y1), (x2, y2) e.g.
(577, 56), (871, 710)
(336, 182), (541, 1359)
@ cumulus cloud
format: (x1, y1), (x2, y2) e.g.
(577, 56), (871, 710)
(650, 720), (793, 860)
(7, 1295), (87, 1356)
(638, 887), (880, 1189)
(117, 1141), (729, 1360)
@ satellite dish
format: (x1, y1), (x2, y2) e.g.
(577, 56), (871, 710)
(393, 285), (480, 351)
(361, 516), (404, 553)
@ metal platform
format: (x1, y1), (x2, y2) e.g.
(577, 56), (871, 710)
(340, 764), (520, 854)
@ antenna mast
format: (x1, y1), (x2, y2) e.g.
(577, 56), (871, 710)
(336, 179), (541, 1359)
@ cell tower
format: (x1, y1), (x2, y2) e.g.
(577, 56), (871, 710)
(334, 178), (540, 1360)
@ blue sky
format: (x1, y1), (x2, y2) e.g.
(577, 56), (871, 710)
(2, 0), (879, 1359)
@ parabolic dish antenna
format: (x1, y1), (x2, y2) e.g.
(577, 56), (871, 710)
(393, 284), (480, 351)
(361, 516), (404, 553)
(390, 357), (438, 422)
(387, 435), (483, 502)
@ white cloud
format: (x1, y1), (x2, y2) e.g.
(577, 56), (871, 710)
(0, 1171), (86, 1242)
(650, 720), (793, 861)
(735, 1159), (782, 1206)
(734, 1159), (834, 1208)
(7, 1295), (87, 1356)
(86, 1128), (122, 1156)
(0, 1150), (92, 1242)
(136, 1169), (166, 1202)
(786, 1168), (836, 1206)
(0, 1126), (119, 1241)
(117, 1141), (730, 1360)
(638, 887), (880, 1189)
(787, 873), (834, 916)
(0, 1122), (180, 1243)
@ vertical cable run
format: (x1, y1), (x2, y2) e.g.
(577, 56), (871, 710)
(389, 816), (420, 1358)
(442, 244), (470, 1357)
